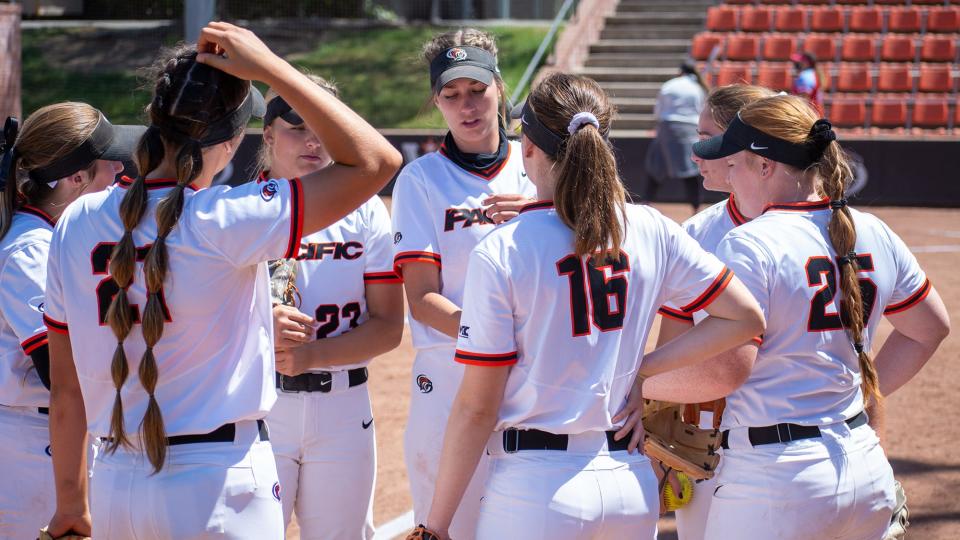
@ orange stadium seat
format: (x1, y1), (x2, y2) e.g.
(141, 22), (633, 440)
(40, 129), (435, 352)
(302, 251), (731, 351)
(955, 100), (960, 128)
(848, 7), (883, 33)
(741, 7), (774, 32)
(926, 8), (960, 34)
(775, 7), (808, 32)
(810, 7), (846, 32)
(756, 62), (793, 90)
(877, 63), (914, 92)
(871, 98), (908, 127)
(707, 6), (739, 32)
(921, 35), (957, 62)
(836, 63), (873, 92)
(829, 98), (867, 127)
(716, 63), (754, 86)
(841, 34), (877, 62)
(803, 35), (838, 62)
(912, 97), (951, 128)
(726, 34), (761, 61)
(888, 8), (921, 34)
(881, 35), (917, 62)
(918, 63), (955, 92)
(692, 33), (725, 61)
(762, 34), (798, 60)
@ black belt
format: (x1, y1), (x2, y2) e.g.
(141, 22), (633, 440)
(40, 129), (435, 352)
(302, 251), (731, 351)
(500, 428), (632, 453)
(104, 419), (268, 447)
(721, 411), (868, 449)
(38, 407), (49, 415)
(276, 367), (368, 393)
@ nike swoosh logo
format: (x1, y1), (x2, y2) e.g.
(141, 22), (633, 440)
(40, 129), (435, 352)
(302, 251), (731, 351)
(362, 419), (373, 429)
(750, 143), (769, 150)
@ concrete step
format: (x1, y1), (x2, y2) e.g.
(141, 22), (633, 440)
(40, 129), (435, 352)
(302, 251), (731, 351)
(604, 12), (706, 26)
(579, 67), (678, 83)
(586, 53), (689, 68)
(600, 26), (704, 40)
(612, 113), (658, 130)
(598, 82), (664, 99)
(610, 97), (657, 114)
(590, 39), (691, 54)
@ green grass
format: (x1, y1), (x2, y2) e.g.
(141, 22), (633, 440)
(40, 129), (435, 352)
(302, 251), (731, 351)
(21, 25), (550, 128)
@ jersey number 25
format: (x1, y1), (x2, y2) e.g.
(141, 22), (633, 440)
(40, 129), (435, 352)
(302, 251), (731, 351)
(556, 251), (629, 336)
(805, 254), (877, 332)
(91, 242), (172, 325)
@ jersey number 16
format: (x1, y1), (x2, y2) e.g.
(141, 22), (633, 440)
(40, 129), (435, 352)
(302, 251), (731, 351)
(556, 251), (629, 336)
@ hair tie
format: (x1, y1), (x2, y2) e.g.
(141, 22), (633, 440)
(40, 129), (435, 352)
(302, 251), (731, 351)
(830, 198), (848, 210)
(809, 119), (837, 146)
(838, 251), (858, 266)
(567, 112), (599, 135)
(854, 342), (864, 354)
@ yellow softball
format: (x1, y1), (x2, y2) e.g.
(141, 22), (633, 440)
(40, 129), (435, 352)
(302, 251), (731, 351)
(662, 471), (694, 512)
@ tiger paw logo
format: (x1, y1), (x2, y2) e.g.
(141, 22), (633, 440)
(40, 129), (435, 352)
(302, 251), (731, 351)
(394, 232), (402, 245)
(446, 48), (468, 61)
(260, 179), (280, 202)
(272, 481), (282, 502)
(416, 374), (433, 394)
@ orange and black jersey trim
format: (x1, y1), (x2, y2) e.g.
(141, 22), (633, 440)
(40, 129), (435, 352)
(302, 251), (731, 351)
(363, 271), (402, 284)
(519, 200), (554, 214)
(439, 140), (512, 181)
(679, 267), (734, 313)
(393, 251), (442, 275)
(725, 195), (749, 226)
(285, 178), (305, 259)
(884, 278), (932, 315)
(455, 349), (518, 367)
(18, 205), (57, 227)
(43, 314), (68, 335)
(658, 305), (694, 322)
(117, 176), (200, 191)
(21, 332), (48, 355)
(762, 197), (831, 214)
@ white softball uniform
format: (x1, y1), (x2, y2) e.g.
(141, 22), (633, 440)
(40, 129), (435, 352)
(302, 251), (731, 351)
(391, 140), (535, 538)
(456, 201), (733, 539)
(705, 199), (929, 540)
(0, 208), (55, 540)
(656, 196), (748, 540)
(45, 176), (306, 539)
(267, 195), (399, 540)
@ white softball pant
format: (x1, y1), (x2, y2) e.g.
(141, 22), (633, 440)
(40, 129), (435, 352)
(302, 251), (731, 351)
(674, 410), (718, 540)
(0, 405), (54, 540)
(403, 347), (487, 540)
(90, 419), (283, 540)
(705, 419), (896, 540)
(268, 373), (376, 540)
(478, 430), (660, 539)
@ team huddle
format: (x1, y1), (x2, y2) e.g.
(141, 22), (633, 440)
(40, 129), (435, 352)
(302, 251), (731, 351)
(0, 20), (950, 540)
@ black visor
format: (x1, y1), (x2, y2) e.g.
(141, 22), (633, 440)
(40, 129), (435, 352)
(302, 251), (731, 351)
(693, 113), (821, 169)
(510, 99), (564, 157)
(263, 96), (303, 127)
(199, 85), (266, 147)
(430, 46), (499, 94)
(27, 114), (147, 183)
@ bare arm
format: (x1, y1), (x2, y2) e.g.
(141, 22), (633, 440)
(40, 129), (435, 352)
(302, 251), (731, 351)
(196, 23), (402, 236)
(655, 314), (693, 347)
(643, 344), (758, 403)
(276, 283), (404, 374)
(402, 262), (461, 339)
(45, 331), (92, 537)
(425, 365), (510, 538)
(875, 288), (950, 396)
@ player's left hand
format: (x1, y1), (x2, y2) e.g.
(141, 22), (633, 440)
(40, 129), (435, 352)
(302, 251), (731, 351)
(273, 304), (317, 349)
(611, 374), (647, 454)
(275, 348), (313, 377)
(482, 194), (534, 225)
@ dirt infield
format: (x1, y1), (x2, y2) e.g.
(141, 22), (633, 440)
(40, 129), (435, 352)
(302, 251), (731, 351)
(292, 203), (960, 539)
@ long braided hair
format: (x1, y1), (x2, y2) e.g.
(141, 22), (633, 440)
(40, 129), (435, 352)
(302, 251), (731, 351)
(103, 45), (248, 472)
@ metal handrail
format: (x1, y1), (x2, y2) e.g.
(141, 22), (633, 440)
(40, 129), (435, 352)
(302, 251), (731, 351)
(509, 0), (577, 105)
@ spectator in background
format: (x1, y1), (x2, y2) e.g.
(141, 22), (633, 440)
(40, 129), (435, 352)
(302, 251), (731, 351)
(790, 52), (827, 114)
(643, 60), (708, 213)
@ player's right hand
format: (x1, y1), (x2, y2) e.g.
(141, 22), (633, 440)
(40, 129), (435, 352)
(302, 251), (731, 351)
(273, 304), (317, 349)
(195, 22), (283, 83)
(45, 509), (92, 538)
(611, 374), (647, 454)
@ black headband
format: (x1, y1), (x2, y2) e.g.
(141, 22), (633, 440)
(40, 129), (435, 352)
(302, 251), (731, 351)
(430, 46), (499, 94)
(692, 114), (836, 169)
(513, 100), (565, 157)
(27, 114), (146, 183)
(263, 96), (303, 127)
(198, 86), (266, 147)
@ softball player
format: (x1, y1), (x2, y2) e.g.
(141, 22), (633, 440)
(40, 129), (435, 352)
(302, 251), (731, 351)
(649, 84), (774, 540)
(692, 95), (950, 540)
(0, 103), (135, 540)
(259, 79), (404, 539)
(43, 23), (401, 539)
(417, 73), (764, 540)
(391, 29), (535, 538)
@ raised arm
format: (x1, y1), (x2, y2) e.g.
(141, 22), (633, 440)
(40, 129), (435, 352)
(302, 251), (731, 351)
(875, 288), (950, 396)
